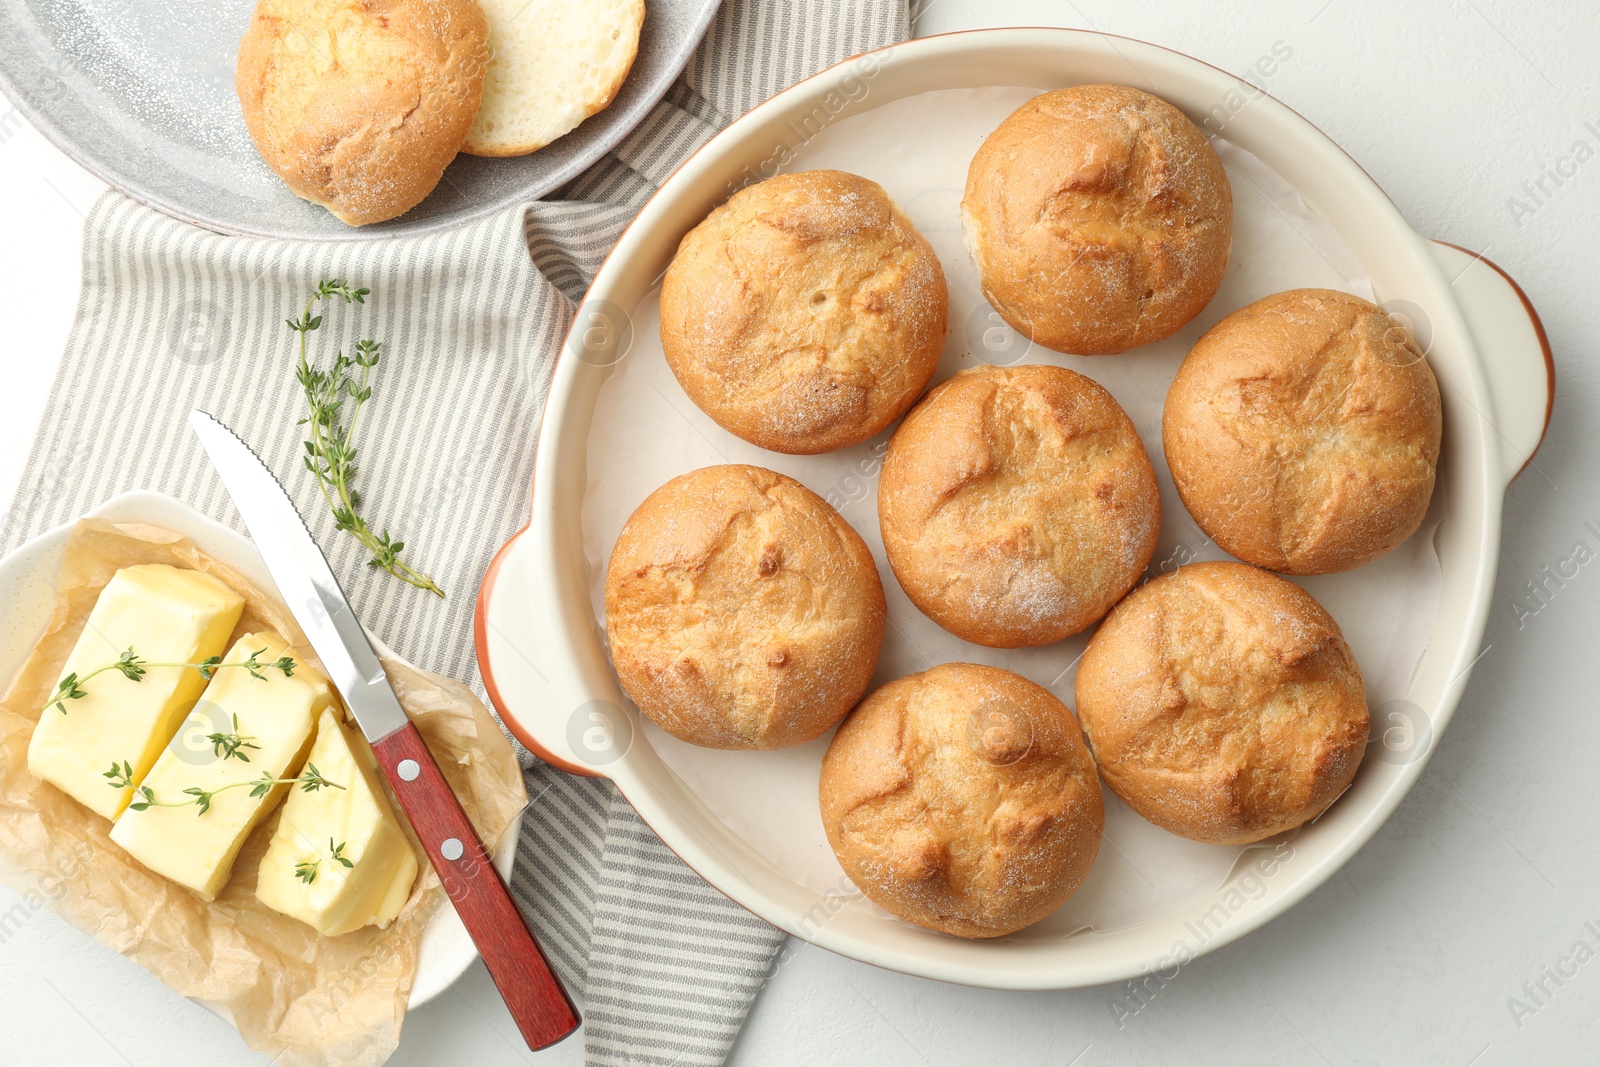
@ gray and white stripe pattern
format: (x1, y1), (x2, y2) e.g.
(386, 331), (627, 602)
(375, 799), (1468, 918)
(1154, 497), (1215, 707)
(1, 2), (907, 1064)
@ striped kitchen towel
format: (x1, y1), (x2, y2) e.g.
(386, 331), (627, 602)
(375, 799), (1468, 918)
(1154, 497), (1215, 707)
(0, 1), (908, 1064)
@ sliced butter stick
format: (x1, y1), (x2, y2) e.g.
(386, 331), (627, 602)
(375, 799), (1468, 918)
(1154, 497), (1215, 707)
(28, 564), (245, 820)
(110, 633), (334, 901)
(256, 707), (419, 936)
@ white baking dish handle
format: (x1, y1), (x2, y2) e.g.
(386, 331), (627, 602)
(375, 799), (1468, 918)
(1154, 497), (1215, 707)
(476, 524), (609, 778)
(1428, 241), (1554, 487)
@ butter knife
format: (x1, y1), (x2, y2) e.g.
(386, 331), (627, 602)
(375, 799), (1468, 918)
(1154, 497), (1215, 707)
(189, 408), (579, 1050)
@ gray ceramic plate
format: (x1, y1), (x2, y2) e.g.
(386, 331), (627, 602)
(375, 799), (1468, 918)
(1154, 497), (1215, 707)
(0, 0), (722, 240)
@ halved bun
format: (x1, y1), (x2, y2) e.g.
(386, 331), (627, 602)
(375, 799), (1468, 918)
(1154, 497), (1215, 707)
(463, 0), (644, 157)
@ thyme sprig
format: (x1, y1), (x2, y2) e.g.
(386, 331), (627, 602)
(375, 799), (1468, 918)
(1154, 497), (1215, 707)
(291, 280), (443, 597)
(103, 761), (138, 791)
(117, 762), (344, 817)
(207, 714), (262, 764)
(295, 839), (355, 885)
(47, 647), (296, 716)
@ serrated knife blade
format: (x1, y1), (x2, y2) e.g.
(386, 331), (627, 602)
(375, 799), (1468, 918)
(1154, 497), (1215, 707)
(188, 409), (409, 741)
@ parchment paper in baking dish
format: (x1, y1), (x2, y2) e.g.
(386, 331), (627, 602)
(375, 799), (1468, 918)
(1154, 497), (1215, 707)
(580, 87), (1442, 938)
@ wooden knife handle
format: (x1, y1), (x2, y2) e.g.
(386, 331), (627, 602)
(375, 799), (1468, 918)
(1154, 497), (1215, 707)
(371, 722), (579, 1050)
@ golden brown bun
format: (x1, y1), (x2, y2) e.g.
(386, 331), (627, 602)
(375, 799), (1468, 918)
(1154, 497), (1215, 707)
(1163, 288), (1443, 575)
(660, 170), (949, 454)
(820, 663), (1104, 938)
(236, 0), (488, 226)
(605, 465), (886, 749)
(962, 84), (1233, 355)
(878, 365), (1160, 648)
(1075, 561), (1368, 844)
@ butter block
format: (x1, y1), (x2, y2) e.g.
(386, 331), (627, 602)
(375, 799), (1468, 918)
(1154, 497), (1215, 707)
(256, 708), (419, 936)
(28, 564), (245, 820)
(109, 632), (335, 900)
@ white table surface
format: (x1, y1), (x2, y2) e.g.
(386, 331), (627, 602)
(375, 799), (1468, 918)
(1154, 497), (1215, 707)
(3, 1), (1597, 1064)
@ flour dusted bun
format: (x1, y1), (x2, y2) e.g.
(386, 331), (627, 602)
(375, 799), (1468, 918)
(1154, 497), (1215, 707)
(878, 365), (1160, 647)
(962, 84), (1233, 355)
(464, 0), (643, 156)
(1163, 288), (1443, 575)
(1075, 561), (1368, 845)
(660, 170), (949, 454)
(820, 663), (1104, 939)
(236, 0), (488, 226)
(604, 465), (885, 749)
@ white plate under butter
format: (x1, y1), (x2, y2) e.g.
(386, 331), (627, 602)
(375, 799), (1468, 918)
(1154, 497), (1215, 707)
(478, 28), (1553, 990)
(0, 490), (519, 1010)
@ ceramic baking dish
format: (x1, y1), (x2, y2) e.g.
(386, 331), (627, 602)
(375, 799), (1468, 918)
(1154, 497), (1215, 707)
(475, 28), (1553, 989)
